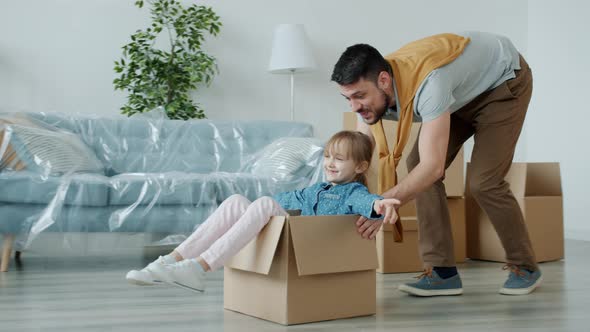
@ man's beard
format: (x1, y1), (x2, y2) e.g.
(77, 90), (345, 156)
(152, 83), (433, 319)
(364, 88), (391, 125)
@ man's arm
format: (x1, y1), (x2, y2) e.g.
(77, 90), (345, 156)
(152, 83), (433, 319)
(354, 111), (450, 240)
(381, 111), (450, 204)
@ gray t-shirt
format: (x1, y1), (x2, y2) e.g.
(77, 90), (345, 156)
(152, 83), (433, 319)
(385, 31), (522, 122)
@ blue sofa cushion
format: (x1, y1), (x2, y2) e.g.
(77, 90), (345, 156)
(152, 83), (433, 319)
(0, 203), (215, 234)
(0, 171), (108, 207)
(108, 172), (280, 206)
(0, 203), (46, 234)
(108, 173), (217, 206)
(212, 172), (276, 203)
(101, 204), (216, 233)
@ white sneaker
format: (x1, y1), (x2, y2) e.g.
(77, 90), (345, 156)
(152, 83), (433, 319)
(150, 259), (206, 292)
(125, 256), (172, 286)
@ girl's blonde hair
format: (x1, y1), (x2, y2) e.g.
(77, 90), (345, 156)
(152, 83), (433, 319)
(324, 130), (374, 186)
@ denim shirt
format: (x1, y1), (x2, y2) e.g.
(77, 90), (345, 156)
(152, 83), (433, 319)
(273, 182), (383, 219)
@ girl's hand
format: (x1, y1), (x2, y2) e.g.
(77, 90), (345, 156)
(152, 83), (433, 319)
(373, 198), (401, 224)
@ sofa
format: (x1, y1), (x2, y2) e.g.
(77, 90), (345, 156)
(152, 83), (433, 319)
(0, 111), (323, 271)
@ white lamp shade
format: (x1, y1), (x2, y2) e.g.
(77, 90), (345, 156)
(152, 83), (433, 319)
(268, 24), (316, 74)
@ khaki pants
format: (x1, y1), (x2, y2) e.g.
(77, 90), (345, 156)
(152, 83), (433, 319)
(406, 55), (538, 271)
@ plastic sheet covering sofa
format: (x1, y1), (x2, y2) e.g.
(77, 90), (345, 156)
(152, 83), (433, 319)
(0, 110), (323, 271)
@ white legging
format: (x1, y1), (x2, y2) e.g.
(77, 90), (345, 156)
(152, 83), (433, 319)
(175, 194), (287, 271)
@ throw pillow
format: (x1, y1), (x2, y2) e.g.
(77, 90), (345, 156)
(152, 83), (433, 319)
(246, 137), (323, 182)
(0, 114), (103, 175)
(0, 120), (26, 171)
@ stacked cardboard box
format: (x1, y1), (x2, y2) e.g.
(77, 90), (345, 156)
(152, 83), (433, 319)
(343, 112), (464, 198)
(343, 112), (466, 273)
(377, 199), (466, 273)
(466, 162), (564, 263)
(224, 214), (378, 325)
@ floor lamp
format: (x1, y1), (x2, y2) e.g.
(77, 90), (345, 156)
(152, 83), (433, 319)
(268, 24), (316, 121)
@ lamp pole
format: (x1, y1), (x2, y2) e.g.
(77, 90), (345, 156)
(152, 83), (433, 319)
(290, 69), (295, 121)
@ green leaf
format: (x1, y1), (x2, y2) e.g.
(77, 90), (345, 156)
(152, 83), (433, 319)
(114, 0), (221, 120)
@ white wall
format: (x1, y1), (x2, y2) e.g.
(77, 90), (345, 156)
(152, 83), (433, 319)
(527, 0), (590, 240)
(0, 1), (141, 115)
(13, 2), (590, 241)
(0, 0), (528, 141)
(196, 0), (529, 142)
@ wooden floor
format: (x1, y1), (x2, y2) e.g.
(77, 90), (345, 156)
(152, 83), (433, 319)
(0, 240), (588, 331)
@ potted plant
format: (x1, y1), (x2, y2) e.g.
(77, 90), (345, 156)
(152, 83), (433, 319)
(114, 0), (221, 120)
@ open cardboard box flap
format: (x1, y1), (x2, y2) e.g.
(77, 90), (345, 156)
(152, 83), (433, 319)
(289, 215), (379, 276)
(523, 163), (562, 196)
(225, 216), (286, 275)
(468, 162), (561, 198)
(225, 214), (378, 277)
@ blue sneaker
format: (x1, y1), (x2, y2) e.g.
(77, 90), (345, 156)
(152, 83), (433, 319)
(499, 265), (542, 295)
(398, 270), (463, 297)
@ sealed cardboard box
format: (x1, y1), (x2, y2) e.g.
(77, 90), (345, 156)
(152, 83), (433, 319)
(343, 112), (464, 197)
(466, 162), (564, 263)
(376, 197), (466, 273)
(398, 199), (417, 217)
(224, 214), (378, 325)
(376, 217), (422, 273)
(398, 198), (467, 265)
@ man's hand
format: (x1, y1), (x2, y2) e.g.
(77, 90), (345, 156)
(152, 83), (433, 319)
(355, 198), (400, 240)
(356, 216), (383, 240)
(373, 198), (400, 224)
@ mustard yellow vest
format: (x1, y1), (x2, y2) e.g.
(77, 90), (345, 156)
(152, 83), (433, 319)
(370, 33), (470, 242)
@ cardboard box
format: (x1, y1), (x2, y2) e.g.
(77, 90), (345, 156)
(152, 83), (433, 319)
(376, 217), (422, 273)
(376, 197), (466, 273)
(343, 112), (464, 197)
(223, 214), (378, 325)
(398, 199), (417, 217)
(343, 113), (466, 273)
(466, 162), (564, 263)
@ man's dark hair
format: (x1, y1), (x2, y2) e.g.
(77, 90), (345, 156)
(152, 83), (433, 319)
(331, 44), (392, 85)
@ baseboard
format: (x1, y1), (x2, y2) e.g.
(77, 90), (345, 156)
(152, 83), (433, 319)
(564, 228), (590, 241)
(0, 232), (185, 258)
